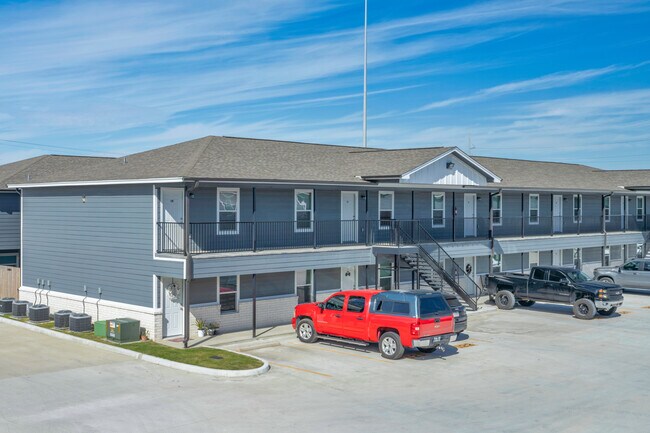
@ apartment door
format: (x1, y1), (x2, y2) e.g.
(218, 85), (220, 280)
(341, 191), (358, 243)
(553, 195), (563, 233)
(162, 278), (183, 337)
(463, 256), (477, 296)
(552, 250), (561, 266)
(341, 266), (357, 290)
(464, 193), (477, 237)
(160, 188), (184, 252)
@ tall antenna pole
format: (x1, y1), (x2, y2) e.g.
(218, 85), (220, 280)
(362, 0), (368, 148)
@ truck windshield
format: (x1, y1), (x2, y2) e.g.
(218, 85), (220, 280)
(566, 270), (591, 282)
(419, 296), (451, 318)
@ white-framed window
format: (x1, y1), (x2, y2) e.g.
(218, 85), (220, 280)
(604, 196), (611, 223)
(636, 196), (645, 221)
(378, 262), (393, 290)
(217, 188), (240, 234)
(573, 194), (582, 223)
(218, 275), (239, 313)
(0, 253), (19, 267)
(529, 194), (539, 225)
(492, 193), (502, 226)
(295, 269), (313, 296)
(295, 189), (314, 232)
(432, 193), (445, 227)
(492, 254), (502, 273)
(529, 251), (539, 269)
(378, 191), (394, 229)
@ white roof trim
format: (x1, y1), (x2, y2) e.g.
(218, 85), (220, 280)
(401, 148), (502, 183)
(8, 177), (185, 188)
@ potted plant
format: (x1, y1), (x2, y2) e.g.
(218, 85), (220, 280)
(207, 322), (220, 336)
(195, 318), (207, 337)
(139, 328), (149, 341)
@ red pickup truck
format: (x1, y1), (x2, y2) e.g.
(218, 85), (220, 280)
(292, 290), (455, 359)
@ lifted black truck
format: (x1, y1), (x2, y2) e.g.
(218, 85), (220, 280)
(484, 266), (624, 320)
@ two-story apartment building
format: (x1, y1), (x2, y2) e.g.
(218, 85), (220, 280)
(7, 136), (650, 341)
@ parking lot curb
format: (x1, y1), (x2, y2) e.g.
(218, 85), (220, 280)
(0, 316), (270, 378)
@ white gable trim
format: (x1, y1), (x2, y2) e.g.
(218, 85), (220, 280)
(401, 148), (502, 183)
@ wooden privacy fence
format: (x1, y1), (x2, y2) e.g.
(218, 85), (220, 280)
(0, 266), (20, 299)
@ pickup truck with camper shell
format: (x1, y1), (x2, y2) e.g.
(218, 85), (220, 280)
(484, 266), (624, 320)
(292, 290), (455, 360)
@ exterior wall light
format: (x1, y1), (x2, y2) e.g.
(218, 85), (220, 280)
(446, 162), (455, 169)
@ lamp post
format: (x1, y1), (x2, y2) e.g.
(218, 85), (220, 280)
(362, 0), (368, 148)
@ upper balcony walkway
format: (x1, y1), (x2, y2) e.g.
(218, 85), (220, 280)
(157, 215), (648, 256)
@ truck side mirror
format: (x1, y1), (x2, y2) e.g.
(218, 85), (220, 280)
(316, 302), (324, 311)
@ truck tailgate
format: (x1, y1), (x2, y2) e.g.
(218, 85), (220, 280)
(419, 315), (455, 336)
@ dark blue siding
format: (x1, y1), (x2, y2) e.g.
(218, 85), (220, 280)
(0, 192), (20, 251)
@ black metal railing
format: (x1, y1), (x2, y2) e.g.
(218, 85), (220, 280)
(156, 214), (648, 255)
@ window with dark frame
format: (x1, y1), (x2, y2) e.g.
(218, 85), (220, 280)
(324, 295), (345, 311)
(347, 296), (366, 313)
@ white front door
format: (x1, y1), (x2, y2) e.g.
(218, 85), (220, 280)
(162, 277), (183, 337)
(462, 256), (477, 295)
(553, 195), (563, 233)
(552, 250), (561, 266)
(160, 188), (184, 252)
(341, 266), (357, 290)
(464, 193), (477, 237)
(341, 191), (358, 243)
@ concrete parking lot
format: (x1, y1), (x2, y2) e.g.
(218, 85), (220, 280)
(2, 293), (650, 433)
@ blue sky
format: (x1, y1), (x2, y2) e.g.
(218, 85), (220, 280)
(1, 0), (650, 169)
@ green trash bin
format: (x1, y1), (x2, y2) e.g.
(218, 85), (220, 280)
(94, 320), (107, 338)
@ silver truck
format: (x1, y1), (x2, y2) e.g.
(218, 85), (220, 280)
(593, 259), (650, 290)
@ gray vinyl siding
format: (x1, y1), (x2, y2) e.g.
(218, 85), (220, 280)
(315, 267), (340, 292)
(475, 256), (489, 274)
(502, 253), (522, 271)
(22, 185), (183, 308)
(240, 271), (295, 299)
(0, 192), (20, 251)
(582, 247), (601, 263)
(358, 264), (376, 287)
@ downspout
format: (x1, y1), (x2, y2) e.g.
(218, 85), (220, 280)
(452, 192), (456, 242)
(602, 192), (613, 266)
(183, 180), (199, 349)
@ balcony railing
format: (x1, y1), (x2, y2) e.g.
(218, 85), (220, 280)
(156, 215), (648, 255)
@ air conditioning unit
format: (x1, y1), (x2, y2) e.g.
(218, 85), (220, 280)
(28, 304), (50, 322)
(106, 318), (141, 343)
(54, 310), (73, 328)
(11, 301), (28, 317)
(0, 298), (15, 314)
(69, 313), (92, 332)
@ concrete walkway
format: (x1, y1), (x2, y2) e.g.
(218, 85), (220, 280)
(160, 324), (296, 351)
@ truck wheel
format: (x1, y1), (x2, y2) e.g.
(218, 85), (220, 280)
(598, 307), (617, 316)
(518, 300), (536, 307)
(296, 319), (318, 343)
(599, 277), (614, 284)
(573, 298), (596, 320)
(495, 290), (516, 310)
(379, 332), (405, 360)
(417, 345), (438, 354)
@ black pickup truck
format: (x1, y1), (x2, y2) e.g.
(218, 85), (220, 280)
(484, 266), (624, 319)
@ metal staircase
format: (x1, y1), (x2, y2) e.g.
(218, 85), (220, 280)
(395, 222), (484, 310)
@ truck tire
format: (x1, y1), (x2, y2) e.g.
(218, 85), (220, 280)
(417, 345), (438, 354)
(495, 290), (516, 310)
(573, 298), (596, 320)
(518, 300), (536, 307)
(296, 318), (318, 343)
(599, 277), (614, 284)
(379, 332), (405, 360)
(597, 307), (617, 316)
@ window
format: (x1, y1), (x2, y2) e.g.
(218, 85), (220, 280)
(573, 195), (582, 223)
(376, 300), (393, 313)
(347, 296), (366, 313)
(419, 296), (451, 318)
(623, 261), (641, 271)
(529, 194), (539, 224)
(295, 189), (313, 232)
(378, 260), (393, 290)
(324, 295), (345, 311)
(217, 188), (239, 233)
(296, 269), (313, 303)
(492, 193), (502, 226)
(379, 191), (394, 229)
(218, 275), (238, 313)
(644, 261), (650, 272)
(548, 270), (565, 282)
(529, 251), (539, 268)
(492, 254), (502, 273)
(432, 193), (445, 227)
(604, 196), (611, 223)
(532, 268), (546, 280)
(0, 253), (18, 267)
(636, 196), (645, 221)
(392, 302), (410, 315)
